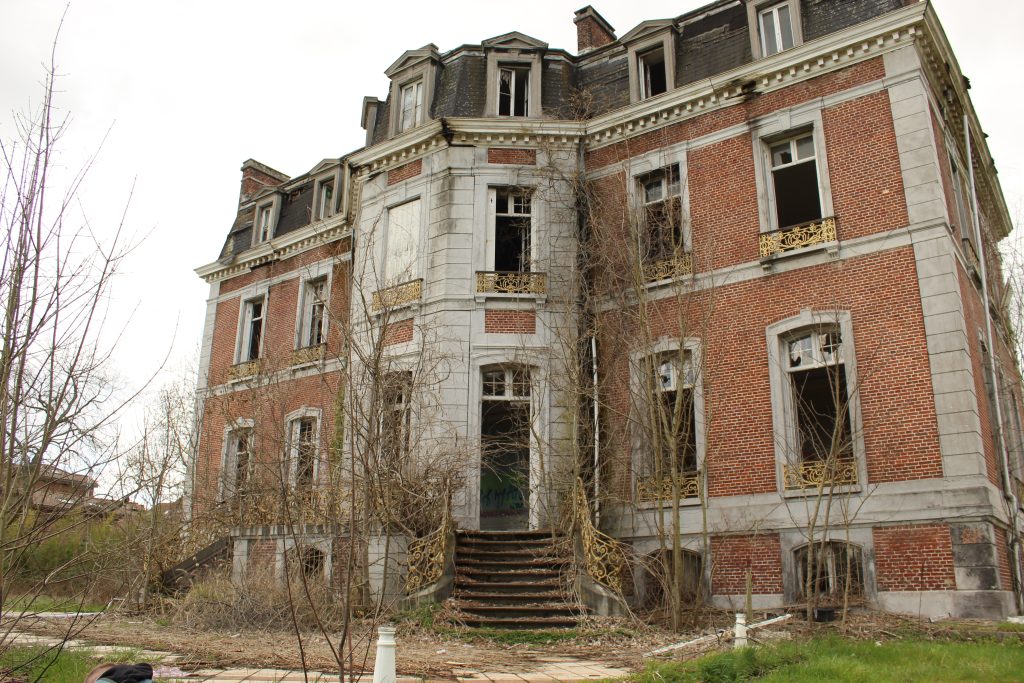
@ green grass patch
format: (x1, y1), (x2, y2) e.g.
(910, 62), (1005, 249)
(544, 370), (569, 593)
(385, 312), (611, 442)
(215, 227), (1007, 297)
(5, 594), (107, 613)
(995, 621), (1024, 633)
(0, 646), (141, 683)
(632, 636), (1024, 683)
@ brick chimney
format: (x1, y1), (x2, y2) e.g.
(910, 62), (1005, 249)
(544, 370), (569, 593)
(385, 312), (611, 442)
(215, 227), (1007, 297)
(238, 159), (289, 205)
(574, 6), (616, 54)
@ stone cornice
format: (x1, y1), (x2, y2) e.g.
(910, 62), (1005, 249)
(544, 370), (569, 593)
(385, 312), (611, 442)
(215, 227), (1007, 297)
(583, 3), (927, 150)
(195, 214), (350, 283)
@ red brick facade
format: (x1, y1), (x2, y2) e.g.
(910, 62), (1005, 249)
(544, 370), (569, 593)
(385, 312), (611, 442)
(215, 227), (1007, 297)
(484, 310), (536, 334)
(387, 158), (422, 185)
(383, 318), (414, 346)
(711, 534), (784, 595)
(487, 148), (537, 165)
(873, 524), (955, 592)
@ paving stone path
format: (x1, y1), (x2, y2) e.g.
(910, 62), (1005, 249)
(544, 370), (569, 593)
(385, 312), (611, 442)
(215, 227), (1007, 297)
(6, 629), (630, 682)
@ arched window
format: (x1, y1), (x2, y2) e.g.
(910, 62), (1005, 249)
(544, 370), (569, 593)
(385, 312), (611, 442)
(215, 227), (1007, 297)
(639, 548), (704, 610)
(793, 541), (863, 605)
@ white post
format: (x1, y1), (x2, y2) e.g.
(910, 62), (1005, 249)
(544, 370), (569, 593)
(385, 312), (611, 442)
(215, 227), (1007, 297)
(372, 624), (397, 683)
(734, 612), (748, 649)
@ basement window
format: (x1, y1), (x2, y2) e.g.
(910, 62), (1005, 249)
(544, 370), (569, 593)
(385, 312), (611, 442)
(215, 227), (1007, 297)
(769, 133), (822, 229)
(638, 47), (668, 100)
(794, 542), (864, 605)
(301, 546), (325, 578)
(492, 189), (532, 272)
(498, 65), (530, 117)
(759, 2), (795, 56)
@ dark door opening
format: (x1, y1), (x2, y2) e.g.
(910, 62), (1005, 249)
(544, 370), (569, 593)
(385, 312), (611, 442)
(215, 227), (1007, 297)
(480, 400), (529, 530)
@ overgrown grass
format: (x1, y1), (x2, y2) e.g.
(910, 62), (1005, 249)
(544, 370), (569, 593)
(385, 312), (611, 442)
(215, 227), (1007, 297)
(0, 646), (141, 683)
(631, 636), (1024, 683)
(5, 594), (107, 613)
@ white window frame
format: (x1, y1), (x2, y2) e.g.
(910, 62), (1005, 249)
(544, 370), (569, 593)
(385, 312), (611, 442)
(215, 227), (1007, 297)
(766, 310), (865, 496)
(496, 65), (531, 117)
(766, 131), (824, 230)
(220, 418), (255, 501)
(486, 187), (534, 272)
(625, 31), (676, 104)
(746, 0), (804, 60)
(386, 50), (438, 137)
(285, 408), (322, 488)
(295, 265), (332, 350)
(484, 52), (542, 117)
(313, 171), (339, 222)
(383, 197), (422, 286)
(236, 291), (268, 363)
(630, 338), (705, 507)
(751, 108), (834, 235)
(252, 195), (281, 246)
(398, 79), (424, 132)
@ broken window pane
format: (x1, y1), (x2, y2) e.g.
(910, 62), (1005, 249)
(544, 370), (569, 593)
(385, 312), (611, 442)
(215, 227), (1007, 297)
(498, 66), (530, 116)
(639, 48), (667, 99)
(771, 135), (821, 228)
(246, 300), (264, 361)
(639, 165), (684, 267)
(306, 279), (327, 347)
(792, 364), (850, 462)
(381, 372), (412, 461)
(494, 188), (531, 272)
(794, 542), (864, 604)
(294, 417), (316, 487)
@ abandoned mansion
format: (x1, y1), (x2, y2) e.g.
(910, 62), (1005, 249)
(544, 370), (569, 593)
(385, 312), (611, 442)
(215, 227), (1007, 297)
(187, 0), (1024, 621)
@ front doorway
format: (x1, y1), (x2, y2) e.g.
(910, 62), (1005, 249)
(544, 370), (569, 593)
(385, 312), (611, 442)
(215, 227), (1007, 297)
(479, 366), (531, 530)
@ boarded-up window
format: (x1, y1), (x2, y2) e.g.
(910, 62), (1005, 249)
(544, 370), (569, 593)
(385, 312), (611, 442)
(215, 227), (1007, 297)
(385, 199), (420, 283)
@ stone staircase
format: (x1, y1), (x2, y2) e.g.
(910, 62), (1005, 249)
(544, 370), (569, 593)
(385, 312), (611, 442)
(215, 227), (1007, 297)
(452, 529), (586, 629)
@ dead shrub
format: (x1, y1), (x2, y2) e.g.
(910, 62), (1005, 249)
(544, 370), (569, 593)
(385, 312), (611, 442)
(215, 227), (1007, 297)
(171, 562), (347, 631)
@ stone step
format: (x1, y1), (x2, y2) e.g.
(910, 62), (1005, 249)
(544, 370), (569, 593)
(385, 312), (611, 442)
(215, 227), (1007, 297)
(455, 603), (582, 620)
(456, 557), (565, 572)
(455, 547), (562, 561)
(451, 590), (566, 604)
(455, 578), (562, 594)
(458, 615), (581, 629)
(457, 567), (560, 581)
(457, 529), (557, 542)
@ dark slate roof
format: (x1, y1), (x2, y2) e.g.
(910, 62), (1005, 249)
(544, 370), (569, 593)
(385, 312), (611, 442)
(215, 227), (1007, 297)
(275, 182), (314, 238)
(801, 0), (904, 43)
(542, 59), (575, 119)
(220, 206), (255, 260)
(434, 55), (488, 118)
(677, 2), (751, 88)
(576, 54), (630, 117)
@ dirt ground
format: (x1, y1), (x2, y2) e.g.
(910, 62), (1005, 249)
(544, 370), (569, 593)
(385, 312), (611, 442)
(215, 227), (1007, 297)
(17, 608), (1018, 679)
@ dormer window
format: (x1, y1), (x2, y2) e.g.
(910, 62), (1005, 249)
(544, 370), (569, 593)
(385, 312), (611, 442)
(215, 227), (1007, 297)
(759, 3), (794, 56)
(399, 80), (423, 132)
(638, 47), (667, 100)
(747, 1), (803, 59)
(498, 65), (530, 117)
(255, 202), (275, 244)
(315, 178), (335, 220)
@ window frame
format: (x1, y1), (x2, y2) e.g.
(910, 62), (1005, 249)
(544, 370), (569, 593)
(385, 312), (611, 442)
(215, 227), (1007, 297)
(398, 79), (424, 132)
(383, 197), (423, 286)
(484, 52), (542, 117)
(486, 187), (534, 273)
(252, 195), (281, 246)
(285, 408), (322, 489)
(751, 109), (834, 236)
(636, 163), (688, 266)
(746, 0), (804, 60)
(295, 267), (332, 351)
(313, 170), (340, 222)
(766, 310), (865, 496)
(630, 338), (705, 507)
(385, 49), (438, 138)
(379, 370), (413, 463)
(220, 419), (255, 501)
(236, 292), (268, 364)
(625, 31), (676, 104)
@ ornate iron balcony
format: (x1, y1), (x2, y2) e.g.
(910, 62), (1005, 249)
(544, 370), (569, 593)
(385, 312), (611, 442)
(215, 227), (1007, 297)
(636, 472), (701, 502)
(643, 252), (693, 283)
(475, 271), (546, 295)
(227, 360), (261, 381)
(291, 344), (325, 366)
(372, 278), (423, 311)
(783, 457), (857, 490)
(759, 217), (837, 258)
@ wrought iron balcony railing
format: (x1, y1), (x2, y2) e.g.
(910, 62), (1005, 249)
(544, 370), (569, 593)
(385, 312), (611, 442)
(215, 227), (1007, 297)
(225, 486), (342, 526)
(642, 252), (693, 283)
(783, 457), (857, 490)
(291, 343), (325, 366)
(636, 472), (701, 502)
(475, 271), (546, 295)
(759, 217), (837, 258)
(227, 359), (261, 381)
(372, 278), (423, 311)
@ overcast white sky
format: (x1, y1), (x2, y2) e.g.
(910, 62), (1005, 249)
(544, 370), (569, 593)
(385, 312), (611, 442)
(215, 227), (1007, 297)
(1, 0), (1021, 430)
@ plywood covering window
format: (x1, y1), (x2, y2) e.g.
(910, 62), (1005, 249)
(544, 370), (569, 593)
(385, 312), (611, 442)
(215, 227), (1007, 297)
(385, 199), (420, 284)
